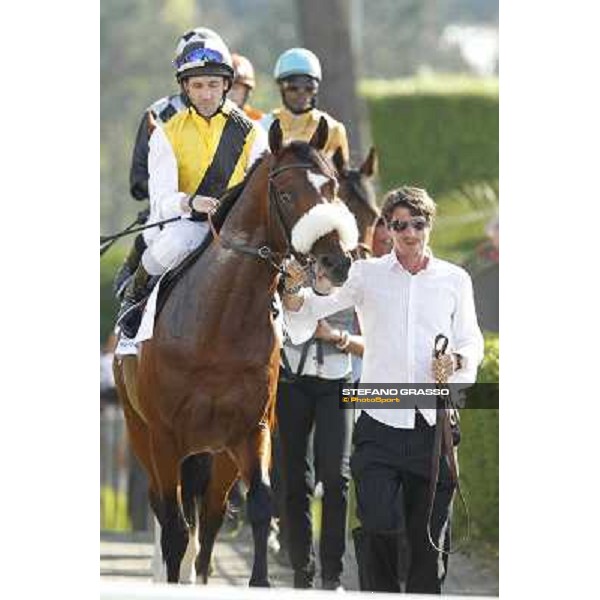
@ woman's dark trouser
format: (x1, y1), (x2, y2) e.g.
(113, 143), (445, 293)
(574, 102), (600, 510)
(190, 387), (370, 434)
(276, 375), (353, 586)
(350, 411), (456, 594)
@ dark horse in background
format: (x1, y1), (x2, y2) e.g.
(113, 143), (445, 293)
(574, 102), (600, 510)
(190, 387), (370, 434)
(113, 118), (359, 585)
(333, 145), (380, 257)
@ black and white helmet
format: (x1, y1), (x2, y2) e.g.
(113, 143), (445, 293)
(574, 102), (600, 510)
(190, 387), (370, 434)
(173, 28), (234, 83)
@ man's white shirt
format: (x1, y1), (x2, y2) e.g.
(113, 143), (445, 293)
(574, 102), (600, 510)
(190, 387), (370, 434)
(284, 251), (484, 429)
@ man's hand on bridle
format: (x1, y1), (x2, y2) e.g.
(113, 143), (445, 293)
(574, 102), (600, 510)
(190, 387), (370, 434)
(281, 258), (308, 311)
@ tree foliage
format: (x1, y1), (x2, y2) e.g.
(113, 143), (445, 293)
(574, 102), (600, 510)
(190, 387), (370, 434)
(101, 1), (498, 231)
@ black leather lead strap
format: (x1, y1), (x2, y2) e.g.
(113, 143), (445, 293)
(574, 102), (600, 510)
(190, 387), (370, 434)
(280, 337), (315, 380)
(194, 110), (253, 198)
(297, 339), (315, 376)
(316, 339), (324, 366)
(425, 333), (469, 555)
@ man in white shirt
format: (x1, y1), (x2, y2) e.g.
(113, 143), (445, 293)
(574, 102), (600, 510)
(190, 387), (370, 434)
(282, 186), (484, 593)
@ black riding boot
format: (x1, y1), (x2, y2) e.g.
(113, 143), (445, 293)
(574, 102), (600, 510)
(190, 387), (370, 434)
(113, 234), (147, 300)
(352, 528), (401, 592)
(116, 262), (156, 339)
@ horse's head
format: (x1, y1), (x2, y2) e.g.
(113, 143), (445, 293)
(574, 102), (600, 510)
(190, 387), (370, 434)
(267, 117), (358, 285)
(332, 146), (380, 258)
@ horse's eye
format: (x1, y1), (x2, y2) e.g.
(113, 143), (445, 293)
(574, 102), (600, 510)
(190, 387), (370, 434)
(280, 192), (292, 203)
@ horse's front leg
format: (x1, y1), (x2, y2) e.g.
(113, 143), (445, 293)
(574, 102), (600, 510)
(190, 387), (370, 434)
(150, 432), (189, 583)
(196, 451), (239, 583)
(179, 453), (213, 583)
(231, 422), (273, 587)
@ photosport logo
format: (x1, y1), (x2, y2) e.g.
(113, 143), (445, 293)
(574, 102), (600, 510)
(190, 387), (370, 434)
(338, 383), (499, 410)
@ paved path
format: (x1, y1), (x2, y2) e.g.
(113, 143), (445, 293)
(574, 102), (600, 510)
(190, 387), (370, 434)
(101, 526), (498, 595)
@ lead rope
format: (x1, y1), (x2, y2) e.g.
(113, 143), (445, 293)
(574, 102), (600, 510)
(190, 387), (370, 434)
(425, 333), (471, 555)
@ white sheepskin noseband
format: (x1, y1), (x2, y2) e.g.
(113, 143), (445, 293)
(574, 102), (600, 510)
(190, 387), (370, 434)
(291, 201), (359, 254)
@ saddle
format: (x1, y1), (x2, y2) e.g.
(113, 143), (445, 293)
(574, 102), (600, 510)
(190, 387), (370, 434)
(154, 179), (247, 319)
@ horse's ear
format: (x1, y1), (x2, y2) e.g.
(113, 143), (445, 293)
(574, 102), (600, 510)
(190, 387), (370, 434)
(332, 146), (346, 174)
(309, 116), (329, 151)
(268, 119), (283, 154)
(360, 146), (378, 177)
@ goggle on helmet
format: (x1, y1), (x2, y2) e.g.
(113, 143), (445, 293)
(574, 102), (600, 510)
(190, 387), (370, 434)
(173, 29), (234, 83)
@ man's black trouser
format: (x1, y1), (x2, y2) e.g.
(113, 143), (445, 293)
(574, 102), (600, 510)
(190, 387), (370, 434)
(276, 375), (353, 586)
(351, 411), (456, 594)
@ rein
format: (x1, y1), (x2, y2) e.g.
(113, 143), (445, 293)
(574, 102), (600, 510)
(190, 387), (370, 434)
(425, 333), (470, 554)
(208, 161), (322, 279)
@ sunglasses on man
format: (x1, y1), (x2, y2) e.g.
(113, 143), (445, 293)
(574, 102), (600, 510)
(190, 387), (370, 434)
(388, 216), (429, 232)
(283, 83), (318, 94)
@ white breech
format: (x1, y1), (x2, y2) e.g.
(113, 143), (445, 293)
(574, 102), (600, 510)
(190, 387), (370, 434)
(142, 219), (210, 276)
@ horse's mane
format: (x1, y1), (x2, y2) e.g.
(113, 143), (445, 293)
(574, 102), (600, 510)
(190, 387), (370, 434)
(284, 141), (337, 180)
(155, 143), (335, 317)
(154, 152), (270, 314)
(208, 151), (270, 230)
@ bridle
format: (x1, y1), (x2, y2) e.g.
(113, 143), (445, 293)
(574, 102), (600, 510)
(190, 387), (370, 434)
(207, 159), (333, 280)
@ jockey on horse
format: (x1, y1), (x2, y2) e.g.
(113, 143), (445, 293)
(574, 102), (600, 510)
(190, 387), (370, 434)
(260, 48), (349, 162)
(116, 28), (267, 339)
(229, 53), (264, 121)
(113, 27), (217, 303)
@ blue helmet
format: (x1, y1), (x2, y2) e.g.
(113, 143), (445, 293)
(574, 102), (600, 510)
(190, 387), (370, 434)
(273, 48), (322, 82)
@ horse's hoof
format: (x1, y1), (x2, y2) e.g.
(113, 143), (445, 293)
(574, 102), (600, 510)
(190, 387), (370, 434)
(249, 578), (270, 587)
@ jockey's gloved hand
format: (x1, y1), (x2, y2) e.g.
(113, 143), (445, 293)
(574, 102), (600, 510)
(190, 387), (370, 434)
(188, 195), (220, 221)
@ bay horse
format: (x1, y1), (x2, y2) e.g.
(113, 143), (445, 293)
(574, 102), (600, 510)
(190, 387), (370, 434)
(181, 144), (381, 584)
(113, 117), (358, 585)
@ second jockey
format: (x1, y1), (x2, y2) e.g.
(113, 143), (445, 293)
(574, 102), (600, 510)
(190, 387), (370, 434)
(260, 48), (349, 162)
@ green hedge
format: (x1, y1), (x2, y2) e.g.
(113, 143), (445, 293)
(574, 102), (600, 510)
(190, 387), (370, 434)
(430, 181), (499, 265)
(454, 332), (499, 552)
(100, 243), (127, 344)
(362, 76), (498, 198)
